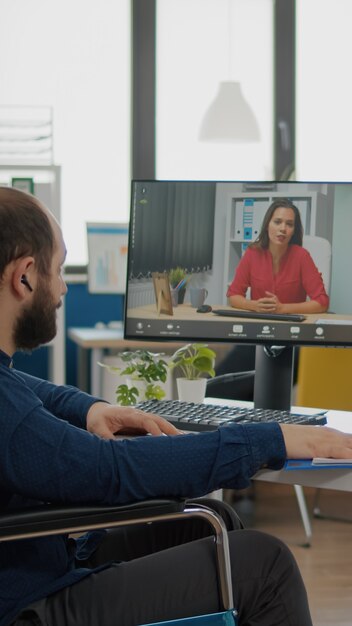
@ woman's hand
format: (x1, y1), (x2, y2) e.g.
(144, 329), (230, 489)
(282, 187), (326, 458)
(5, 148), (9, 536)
(255, 291), (281, 312)
(256, 292), (324, 315)
(86, 402), (182, 439)
(280, 424), (352, 460)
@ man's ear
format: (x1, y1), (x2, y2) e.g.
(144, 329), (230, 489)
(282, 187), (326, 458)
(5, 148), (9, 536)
(12, 258), (35, 297)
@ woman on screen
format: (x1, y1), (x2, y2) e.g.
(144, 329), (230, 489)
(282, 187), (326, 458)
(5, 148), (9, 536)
(227, 198), (329, 314)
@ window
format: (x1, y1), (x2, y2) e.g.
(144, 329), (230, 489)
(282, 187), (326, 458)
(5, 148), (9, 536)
(296, 0), (352, 181)
(156, 0), (274, 181)
(0, 0), (131, 265)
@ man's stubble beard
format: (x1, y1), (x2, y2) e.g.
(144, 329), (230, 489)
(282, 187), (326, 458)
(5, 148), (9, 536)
(13, 278), (60, 351)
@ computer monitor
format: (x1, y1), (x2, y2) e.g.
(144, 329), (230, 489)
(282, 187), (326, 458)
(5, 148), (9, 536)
(124, 180), (352, 410)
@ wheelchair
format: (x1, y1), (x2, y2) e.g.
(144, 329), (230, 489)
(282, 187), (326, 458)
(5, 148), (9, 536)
(0, 498), (238, 625)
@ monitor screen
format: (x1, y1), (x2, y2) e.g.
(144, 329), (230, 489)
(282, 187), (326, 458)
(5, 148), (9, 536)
(124, 180), (352, 409)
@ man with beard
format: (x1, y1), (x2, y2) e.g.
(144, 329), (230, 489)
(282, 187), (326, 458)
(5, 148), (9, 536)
(1, 186), (352, 626)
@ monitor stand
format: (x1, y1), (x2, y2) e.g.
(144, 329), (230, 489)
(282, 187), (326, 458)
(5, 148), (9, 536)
(253, 345), (294, 411)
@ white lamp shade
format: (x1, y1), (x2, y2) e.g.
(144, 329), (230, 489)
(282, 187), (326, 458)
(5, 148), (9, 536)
(199, 81), (260, 143)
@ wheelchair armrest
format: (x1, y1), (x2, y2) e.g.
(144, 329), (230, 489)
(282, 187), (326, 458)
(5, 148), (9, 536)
(0, 499), (235, 612)
(0, 498), (186, 541)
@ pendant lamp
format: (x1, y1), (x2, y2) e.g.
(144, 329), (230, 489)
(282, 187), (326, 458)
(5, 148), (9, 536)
(199, 1), (260, 143)
(199, 80), (260, 142)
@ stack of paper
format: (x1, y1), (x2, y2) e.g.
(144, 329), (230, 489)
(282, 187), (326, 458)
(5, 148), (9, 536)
(285, 458), (352, 470)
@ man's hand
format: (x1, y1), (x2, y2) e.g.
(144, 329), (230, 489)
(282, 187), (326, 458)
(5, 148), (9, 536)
(86, 402), (182, 439)
(280, 424), (352, 460)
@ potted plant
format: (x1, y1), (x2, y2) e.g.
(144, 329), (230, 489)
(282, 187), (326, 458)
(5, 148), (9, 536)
(169, 343), (216, 403)
(99, 350), (169, 406)
(168, 267), (187, 305)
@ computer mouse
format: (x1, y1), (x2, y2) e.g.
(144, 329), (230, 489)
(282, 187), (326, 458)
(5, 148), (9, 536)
(196, 304), (212, 313)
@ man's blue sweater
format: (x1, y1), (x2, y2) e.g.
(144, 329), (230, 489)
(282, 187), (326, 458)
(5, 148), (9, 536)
(0, 349), (285, 626)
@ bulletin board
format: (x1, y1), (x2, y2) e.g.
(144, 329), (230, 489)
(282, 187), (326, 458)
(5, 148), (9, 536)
(86, 222), (129, 294)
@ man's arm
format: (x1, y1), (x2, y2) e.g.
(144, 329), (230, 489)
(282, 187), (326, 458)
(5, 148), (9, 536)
(16, 370), (99, 428)
(17, 371), (180, 436)
(3, 369), (352, 507)
(1, 377), (285, 505)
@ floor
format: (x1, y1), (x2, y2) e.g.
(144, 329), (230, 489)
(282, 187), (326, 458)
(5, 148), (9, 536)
(226, 482), (352, 626)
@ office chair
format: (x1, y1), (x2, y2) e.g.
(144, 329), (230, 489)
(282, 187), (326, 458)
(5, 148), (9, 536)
(0, 499), (238, 626)
(205, 371), (255, 402)
(302, 235), (332, 293)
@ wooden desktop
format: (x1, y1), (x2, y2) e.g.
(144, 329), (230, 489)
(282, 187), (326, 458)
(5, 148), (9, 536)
(126, 303), (352, 324)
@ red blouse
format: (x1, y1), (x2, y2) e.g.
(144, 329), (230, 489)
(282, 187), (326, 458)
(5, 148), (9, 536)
(226, 244), (329, 308)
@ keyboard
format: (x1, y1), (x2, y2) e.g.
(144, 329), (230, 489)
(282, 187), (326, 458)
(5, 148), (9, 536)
(212, 309), (306, 323)
(136, 399), (328, 432)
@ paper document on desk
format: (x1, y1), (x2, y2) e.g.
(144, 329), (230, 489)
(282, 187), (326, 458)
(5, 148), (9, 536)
(285, 459), (352, 470)
(312, 457), (352, 465)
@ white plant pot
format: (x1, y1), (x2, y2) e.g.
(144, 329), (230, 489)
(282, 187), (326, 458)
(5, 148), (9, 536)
(176, 377), (207, 404)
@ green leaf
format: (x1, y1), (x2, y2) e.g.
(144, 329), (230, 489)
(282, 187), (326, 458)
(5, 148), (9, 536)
(193, 355), (215, 374)
(168, 266), (187, 287)
(169, 343), (216, 379)
(115, 384), (139, 406)
(145, 384), (166, 400)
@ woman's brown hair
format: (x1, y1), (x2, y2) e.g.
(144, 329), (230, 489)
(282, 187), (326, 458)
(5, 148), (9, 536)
(251, 198), (303, 249)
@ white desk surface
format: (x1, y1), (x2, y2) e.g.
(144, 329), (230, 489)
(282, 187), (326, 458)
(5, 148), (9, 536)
(205, 397), (352, 492)
(68, 326), (125, 346)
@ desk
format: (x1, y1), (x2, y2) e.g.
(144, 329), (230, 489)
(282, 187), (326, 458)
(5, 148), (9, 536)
(204, 398), (352, 492)
(205, 398), (352, 544)
(68, 326), (232, 397)
(255, 410), (352, 492)
(126, 304), (352, 324)
(256, 410), (352, 544)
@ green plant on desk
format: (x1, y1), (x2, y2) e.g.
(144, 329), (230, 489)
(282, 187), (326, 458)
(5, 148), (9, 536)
(100, 350), (169, 406)
(169, 343), (216, 403)
(169, 343), (216, 379)
(168, 267), (188, 305)
(168, 266), (187, 287)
